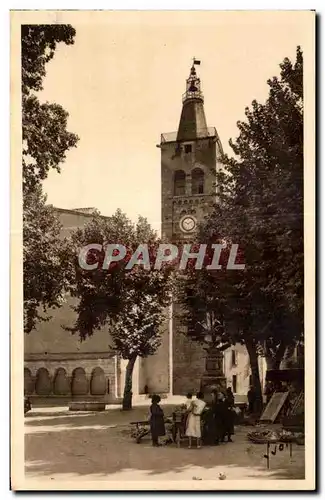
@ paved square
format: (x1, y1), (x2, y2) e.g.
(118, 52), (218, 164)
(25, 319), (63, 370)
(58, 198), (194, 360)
(25, 403), (305, 483)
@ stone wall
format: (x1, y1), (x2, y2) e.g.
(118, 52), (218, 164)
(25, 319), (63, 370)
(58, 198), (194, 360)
(25, 298), (113, 355)
(160, 134), (221, 396)
(54, 208), (109, 239)
(25, 209), (113, 360)
(24, 353), (118, 402)
(141, 307), (171, 395)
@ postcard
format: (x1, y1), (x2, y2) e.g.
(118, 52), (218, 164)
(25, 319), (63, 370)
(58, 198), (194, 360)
(11, 9), (315, 491)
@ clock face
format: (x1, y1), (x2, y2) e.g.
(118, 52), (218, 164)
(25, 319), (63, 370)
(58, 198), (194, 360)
(180, 215), (197, 233)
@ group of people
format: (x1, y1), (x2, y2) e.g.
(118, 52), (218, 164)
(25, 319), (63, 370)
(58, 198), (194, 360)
(149, 388), (236, 448)
(201, 388), (236, 447)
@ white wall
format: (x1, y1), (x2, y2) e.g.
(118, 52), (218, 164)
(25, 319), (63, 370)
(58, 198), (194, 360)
(224, 343), (266, 401)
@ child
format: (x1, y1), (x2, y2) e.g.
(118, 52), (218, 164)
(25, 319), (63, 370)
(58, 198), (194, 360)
(185, 391), (206, 449)
(149, 394), (165, 447)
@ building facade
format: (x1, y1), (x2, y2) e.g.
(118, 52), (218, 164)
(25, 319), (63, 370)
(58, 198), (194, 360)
(24, 208), (123, 403)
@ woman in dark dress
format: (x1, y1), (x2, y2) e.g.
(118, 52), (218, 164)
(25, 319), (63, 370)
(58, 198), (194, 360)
(203, 391), (226, 445)
(202, 403), (216, 445)
(213, 392), (227, 444)
(149, 394), (165, 446)
(223, 387), (235, 442)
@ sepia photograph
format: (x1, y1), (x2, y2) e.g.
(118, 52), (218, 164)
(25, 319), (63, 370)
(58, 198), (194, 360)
(10, 9), (315, 491)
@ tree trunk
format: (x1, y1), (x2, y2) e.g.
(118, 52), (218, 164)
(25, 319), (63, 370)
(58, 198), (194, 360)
(245, 338), (263, 415)
(122, 355), (137, 410)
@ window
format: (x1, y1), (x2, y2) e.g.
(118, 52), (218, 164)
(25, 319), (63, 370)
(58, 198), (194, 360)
(184, 144), (192, 154)
(174, 170), (186, 196)
(191, 167), (204, 194)
(231, 349), (237, 367)
(232, 375), (237, 394)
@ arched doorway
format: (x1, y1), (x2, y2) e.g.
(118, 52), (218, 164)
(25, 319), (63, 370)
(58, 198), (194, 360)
(90, 367), (106, 395)
(24, 368), (34, 395)
(71, 367), (88, 396)
(35, 368), (52, 396)
(53, 368), (70, 395)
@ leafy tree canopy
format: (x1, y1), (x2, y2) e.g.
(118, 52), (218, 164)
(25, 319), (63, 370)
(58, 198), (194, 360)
(22, 24), (78, 332)
(68, 209), (173, 409)
(21, 24), (79, 193)
(68, 209), (173, 351)
(23, 186), (72, 333)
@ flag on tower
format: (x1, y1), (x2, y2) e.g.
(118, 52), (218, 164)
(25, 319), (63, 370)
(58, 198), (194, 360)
(194, 59), (201, 65)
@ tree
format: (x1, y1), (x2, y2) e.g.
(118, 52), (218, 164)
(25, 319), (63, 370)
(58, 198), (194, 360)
(110, 283), (169, 409)
(68, 210), (173, 409)
(180, 47), (304, 410)
(23, 186), (72, 333)
(217, 46), (304, 369)
(22, 24), (79, 194)
(22, 24), (79, 332)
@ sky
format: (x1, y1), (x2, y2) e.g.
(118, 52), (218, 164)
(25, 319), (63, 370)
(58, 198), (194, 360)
(39, 11), (312, 232)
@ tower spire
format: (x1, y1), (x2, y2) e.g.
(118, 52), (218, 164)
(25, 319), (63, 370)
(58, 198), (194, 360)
(177, 59), (208, 141)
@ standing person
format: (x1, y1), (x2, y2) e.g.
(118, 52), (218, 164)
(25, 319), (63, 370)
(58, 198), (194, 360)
(185, 392), (206, 449)
(183, 393), (193, 439)
(247, 385), (256, 414)
(209, 390), (226, 445)
(226, 387), (235, 407)
(223, 387), (235, 443)
(202, 390), (217, 445)
(217, 392), (229, 443)
(172, 394), (192, 443)
(149, 394), (165, 447)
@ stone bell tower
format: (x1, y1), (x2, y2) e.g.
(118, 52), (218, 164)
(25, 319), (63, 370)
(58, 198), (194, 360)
(160, 60), (224, 394)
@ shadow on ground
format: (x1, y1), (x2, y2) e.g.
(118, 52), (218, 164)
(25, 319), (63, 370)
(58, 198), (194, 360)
(25, 407), (305, 480)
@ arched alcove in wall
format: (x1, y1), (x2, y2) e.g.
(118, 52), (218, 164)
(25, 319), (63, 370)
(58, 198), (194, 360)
(53, 367), (70, 395)
(90, 367), (106, 395)
(35, 367), (52, 396)
(71, 367), (88, 395)
(24, 367), (34, 395)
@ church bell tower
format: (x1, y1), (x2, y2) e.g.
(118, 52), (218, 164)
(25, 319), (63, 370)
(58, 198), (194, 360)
(160, 60), (224, 395)
(160, 60), (223, 244)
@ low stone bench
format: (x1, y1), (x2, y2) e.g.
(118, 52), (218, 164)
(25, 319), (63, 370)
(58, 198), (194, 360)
(69, 401), (106, 412)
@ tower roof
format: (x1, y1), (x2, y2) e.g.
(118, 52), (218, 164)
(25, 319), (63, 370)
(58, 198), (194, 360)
(177, 60), (209, 141)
